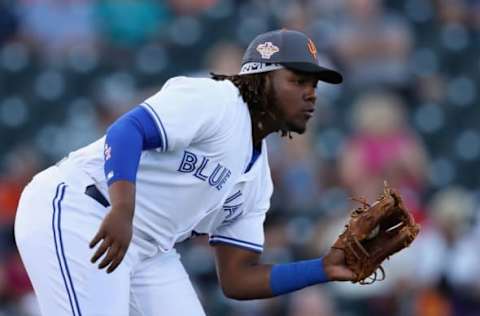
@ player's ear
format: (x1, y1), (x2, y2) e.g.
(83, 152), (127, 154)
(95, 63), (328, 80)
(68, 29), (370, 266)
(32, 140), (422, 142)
(264, 72), (273, 93)
(264, 72), (271, 84)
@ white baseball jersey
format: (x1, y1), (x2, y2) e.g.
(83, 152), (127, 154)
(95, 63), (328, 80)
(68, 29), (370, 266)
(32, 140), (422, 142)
(66, 76), (273, 253)
(15, 76), (274, 316)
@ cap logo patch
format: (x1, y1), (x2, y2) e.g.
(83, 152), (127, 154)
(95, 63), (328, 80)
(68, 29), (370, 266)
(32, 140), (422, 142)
(256, 42), (279, 59)
(307, 39), (318, 60)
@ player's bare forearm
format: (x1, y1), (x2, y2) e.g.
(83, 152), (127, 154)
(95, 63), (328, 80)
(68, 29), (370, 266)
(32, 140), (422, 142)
(89, 181), (135, 273)
(214, 244), (274, 299)
(108, 180), (136, 217)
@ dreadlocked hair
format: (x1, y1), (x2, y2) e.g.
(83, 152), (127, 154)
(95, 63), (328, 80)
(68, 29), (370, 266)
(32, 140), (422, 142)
(210, 72), (290, 137)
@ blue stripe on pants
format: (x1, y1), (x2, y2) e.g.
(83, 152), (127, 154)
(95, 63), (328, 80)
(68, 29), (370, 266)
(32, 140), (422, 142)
(52, 183), (82, 316)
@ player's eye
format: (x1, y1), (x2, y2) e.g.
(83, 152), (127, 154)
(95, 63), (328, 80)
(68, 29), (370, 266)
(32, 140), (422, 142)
(295, 78), (306, 85)
(296, 78), (317, 89)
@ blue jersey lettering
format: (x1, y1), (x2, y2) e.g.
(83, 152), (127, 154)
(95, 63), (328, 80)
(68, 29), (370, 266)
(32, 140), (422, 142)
(177, 150), (232, 190)
(177, 151), (198, 173)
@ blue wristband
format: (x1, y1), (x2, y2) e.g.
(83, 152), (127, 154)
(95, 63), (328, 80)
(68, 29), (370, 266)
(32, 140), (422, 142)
(269, 257), (329, 296)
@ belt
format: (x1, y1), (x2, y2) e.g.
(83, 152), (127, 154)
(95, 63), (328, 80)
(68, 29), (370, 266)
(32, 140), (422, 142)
(85, 185), (110, 207)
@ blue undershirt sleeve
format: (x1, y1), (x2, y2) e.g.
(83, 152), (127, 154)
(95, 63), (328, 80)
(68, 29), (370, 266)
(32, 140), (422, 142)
(104, 106), (162, 185)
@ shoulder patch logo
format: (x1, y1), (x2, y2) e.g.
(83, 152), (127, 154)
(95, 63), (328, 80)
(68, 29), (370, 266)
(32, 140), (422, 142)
(104, 144), (112, 161)
(256, 42), (279, 59)
(307, 38), (318, 60)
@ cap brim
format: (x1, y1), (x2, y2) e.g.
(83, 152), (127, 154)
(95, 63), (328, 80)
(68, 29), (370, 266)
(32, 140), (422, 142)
(281, 62), (343, 84)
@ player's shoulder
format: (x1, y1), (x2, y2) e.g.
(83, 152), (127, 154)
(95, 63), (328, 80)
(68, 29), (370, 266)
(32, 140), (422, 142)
(161, 76), (238, 100)
(144, 75), (245, 131)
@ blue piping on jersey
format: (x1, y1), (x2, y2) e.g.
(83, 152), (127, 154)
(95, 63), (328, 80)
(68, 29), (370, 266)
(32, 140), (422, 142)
(209, 235), (263, 253)
(210, 235), (263, 248)
(142, 102), (169, 152)
(245, 146), (261, 173)
(209, 239), (263, 253)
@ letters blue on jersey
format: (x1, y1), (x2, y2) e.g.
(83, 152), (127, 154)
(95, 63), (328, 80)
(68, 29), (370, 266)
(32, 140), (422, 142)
(177, 151), (232, 191)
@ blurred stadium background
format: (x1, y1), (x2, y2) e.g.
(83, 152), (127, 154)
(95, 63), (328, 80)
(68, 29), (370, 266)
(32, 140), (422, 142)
(0, 0), (479, 315)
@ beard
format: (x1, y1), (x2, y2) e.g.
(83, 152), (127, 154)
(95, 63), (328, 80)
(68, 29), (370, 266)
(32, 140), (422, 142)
(285, 121), (306, 134)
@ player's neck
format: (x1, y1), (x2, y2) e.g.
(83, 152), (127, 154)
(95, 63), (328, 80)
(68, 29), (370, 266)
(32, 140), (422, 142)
(251, 112), (279, 147)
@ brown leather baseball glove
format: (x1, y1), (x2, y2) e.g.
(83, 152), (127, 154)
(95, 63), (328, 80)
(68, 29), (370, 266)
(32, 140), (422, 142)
(332, 182), (420, 284)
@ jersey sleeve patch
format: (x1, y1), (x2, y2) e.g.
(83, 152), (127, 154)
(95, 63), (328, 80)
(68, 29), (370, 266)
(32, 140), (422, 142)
(141, 102), (169, 152)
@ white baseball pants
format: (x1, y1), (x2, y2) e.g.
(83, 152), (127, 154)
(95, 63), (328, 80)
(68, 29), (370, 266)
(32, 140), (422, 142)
(15, 165), (206, 316)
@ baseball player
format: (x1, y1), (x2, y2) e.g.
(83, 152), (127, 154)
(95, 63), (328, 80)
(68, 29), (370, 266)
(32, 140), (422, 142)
(15, 30), (354, 316)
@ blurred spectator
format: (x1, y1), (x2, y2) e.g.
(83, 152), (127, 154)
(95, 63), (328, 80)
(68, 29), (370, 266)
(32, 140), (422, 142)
(93, 72), (142, 130)
(277, 1), (311, 32)
(288, 286), (337, 316)
(413, 186), (480, 315)
(435, 0), (469, 25)
(269, 129), (323, 213)
(0, 145), (42, 226)
(414, 286), (452, 316)
(2, 253), (39, 316)
(339, 91), (428, 219)
(94, 0), (170, 49)
(204, 41), (243, 75)
(414, 187), (478, 284)
(471, 1), (480, 30)
(415, 74), (447, 104)
(167, 0), (218, 16)
(262, 211), (291, 260)
(17, 0), (97, 60)
(333, 0), (413, 89)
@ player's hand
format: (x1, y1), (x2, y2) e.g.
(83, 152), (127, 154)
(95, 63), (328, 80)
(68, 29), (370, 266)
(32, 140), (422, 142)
(89, 207), (133, 273)
(323, 248), (355, 282)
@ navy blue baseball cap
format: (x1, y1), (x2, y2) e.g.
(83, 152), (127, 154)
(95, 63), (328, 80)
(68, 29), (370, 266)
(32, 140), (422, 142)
(240, 29), (343, 84)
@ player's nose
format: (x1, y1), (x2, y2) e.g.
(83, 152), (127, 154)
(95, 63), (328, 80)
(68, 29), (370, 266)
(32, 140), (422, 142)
(304, 86), (316, 104)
